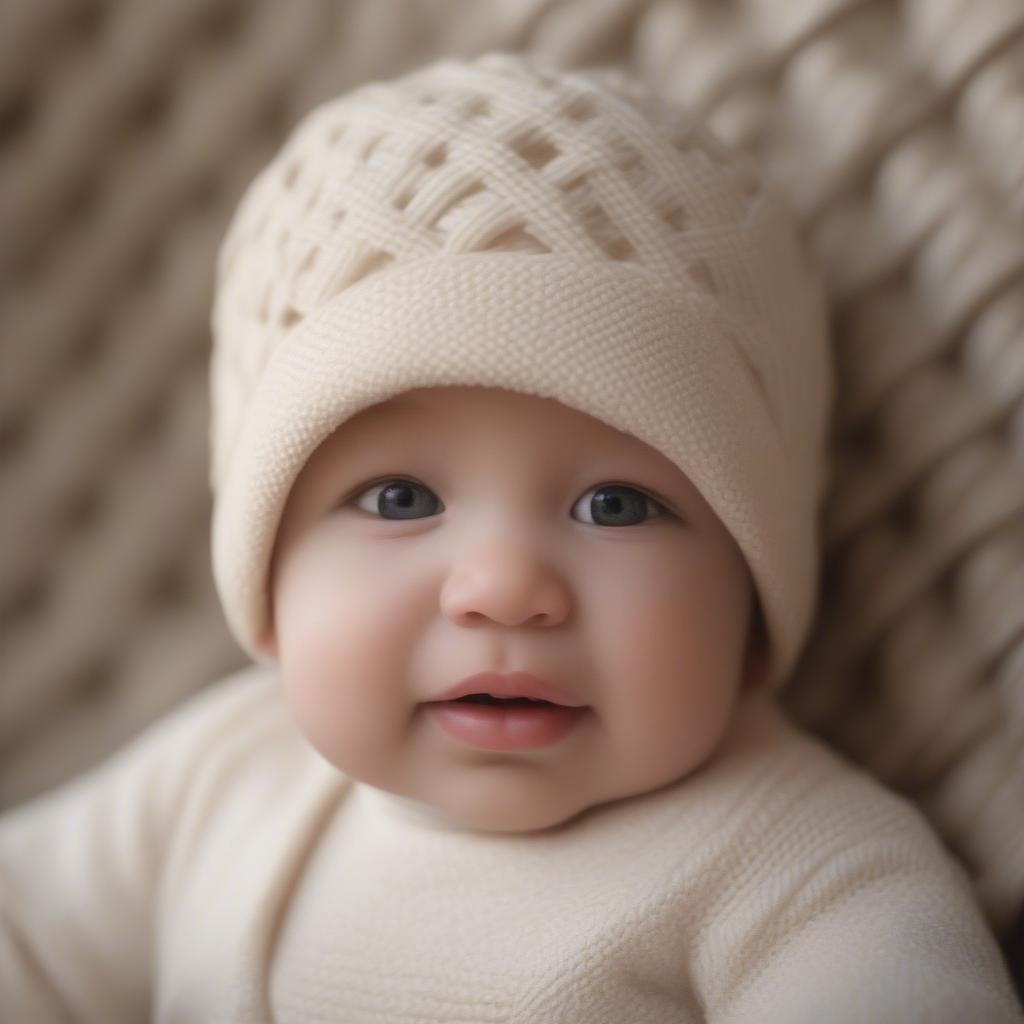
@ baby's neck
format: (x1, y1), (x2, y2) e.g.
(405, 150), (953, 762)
(357, 783), (477, 833)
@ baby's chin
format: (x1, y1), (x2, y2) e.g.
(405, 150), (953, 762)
(451, 801), (573, 835)
(376, 775), (656, 835)
(439, 798), (592, 835)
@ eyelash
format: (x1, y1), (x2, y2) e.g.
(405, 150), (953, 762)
(345, 477), (674, 526)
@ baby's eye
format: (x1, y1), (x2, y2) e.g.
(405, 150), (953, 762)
(350, 479), (665, 525)
(571, 484), (668, 527)
(353, 479), (443, 520)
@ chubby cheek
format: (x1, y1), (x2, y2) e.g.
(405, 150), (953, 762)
(594, 550), (748, 770)
(273, 536), (421, 776)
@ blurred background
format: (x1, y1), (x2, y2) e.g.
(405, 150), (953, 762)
(1, 0), (1022, 983)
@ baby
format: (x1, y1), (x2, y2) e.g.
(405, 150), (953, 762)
(2, 52), (1022, 1023)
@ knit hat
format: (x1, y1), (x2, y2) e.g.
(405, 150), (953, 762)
(209, 51), (833, 690)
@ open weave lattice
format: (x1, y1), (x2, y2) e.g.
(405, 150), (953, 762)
(1, 0), (1022, 956)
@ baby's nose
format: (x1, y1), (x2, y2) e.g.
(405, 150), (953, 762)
(439, 539), (571, 628)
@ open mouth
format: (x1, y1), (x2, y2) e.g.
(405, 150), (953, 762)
(453, 694), (558, 708)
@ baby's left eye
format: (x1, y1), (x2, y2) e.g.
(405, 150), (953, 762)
(353, 479), (443, 520)
(571, 484), (667, 527)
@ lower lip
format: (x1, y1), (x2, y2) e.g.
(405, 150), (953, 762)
(428, 701), (587, 751)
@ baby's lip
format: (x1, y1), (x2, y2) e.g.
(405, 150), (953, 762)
(433, 672), (587, 708)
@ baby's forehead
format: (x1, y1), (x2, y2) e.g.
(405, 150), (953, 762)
(365, 384), (569, 416)
(336, 385), (624, 443)
(306, 384), (709, 506)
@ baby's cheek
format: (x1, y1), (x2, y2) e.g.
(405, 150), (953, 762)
(604, 592), (739, 739)
(278, 631), (351, 754)
(608, 584), (704, 673)
(276, 585), (360, 728)
(279, 577), (419, 773)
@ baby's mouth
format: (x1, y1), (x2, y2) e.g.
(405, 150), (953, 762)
(429, 693), (587, 751)
(452, 693), (557, 708)
(434, 670), (585, 708)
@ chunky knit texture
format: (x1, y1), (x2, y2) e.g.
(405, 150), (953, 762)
(209, 51), (832, 688)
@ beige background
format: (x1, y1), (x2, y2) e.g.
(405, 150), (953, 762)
(2, 0), (1022, 984)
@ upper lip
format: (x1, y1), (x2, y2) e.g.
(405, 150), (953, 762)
(433, 672), (587, 708)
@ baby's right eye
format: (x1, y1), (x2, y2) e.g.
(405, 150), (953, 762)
(353, 479), (444, 520)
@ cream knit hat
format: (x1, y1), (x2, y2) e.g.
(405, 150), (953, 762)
(209, 51), (832, 689)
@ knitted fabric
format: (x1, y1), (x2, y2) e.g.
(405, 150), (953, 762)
(209, 52), (832, 689)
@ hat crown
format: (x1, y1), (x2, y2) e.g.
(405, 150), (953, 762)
(211, 52), (822, 490)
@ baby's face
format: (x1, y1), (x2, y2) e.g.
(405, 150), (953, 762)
(267, 386), (762, 832)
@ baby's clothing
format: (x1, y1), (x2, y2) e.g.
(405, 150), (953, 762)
(1, 665), (1020, 1022)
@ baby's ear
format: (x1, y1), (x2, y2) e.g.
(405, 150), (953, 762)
(255, 616), (279, 660)
(740, 600), (770, 693)
(741, 639), (769, 693)
(259, 541), (283, 660)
